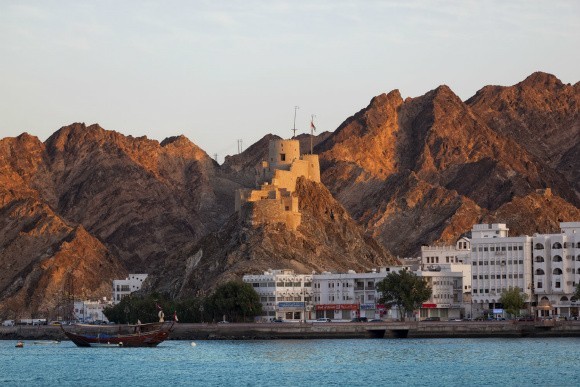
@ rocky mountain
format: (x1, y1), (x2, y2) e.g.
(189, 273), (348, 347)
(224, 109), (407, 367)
(316, 72), (579, 255)
(0, 72), (578, 317)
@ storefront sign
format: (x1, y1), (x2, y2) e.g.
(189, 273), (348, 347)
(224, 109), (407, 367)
(360, 303), (376, 310)
(278, 302), (305, 308)
(422, 303), (437, 308)
(315, 304), (359, 311)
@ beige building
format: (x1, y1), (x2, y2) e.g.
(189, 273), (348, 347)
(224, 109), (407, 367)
(235, 139), (320, 231)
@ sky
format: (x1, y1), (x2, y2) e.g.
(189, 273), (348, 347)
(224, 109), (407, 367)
(1, 1), (578, 162)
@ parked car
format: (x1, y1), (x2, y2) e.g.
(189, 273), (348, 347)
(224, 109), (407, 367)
(369, 319), (384, 323)
(423, 317), (441, 321)
(218, 320), (230, 324)
(272, 318), (284, 323)
(314, 318), (331, 322)
(2, 320), (15, 327)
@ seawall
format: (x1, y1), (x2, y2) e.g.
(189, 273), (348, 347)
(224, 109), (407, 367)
(2, 320), (580, 341)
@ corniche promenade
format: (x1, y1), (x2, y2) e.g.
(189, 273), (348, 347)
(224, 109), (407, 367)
(3, 320), (580, 341)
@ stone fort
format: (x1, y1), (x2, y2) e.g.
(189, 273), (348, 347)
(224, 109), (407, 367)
(235, 139), (320, 231)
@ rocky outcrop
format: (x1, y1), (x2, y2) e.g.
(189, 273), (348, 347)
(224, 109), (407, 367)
(151, 177), (397, 298)
(467, 72), (579, 197)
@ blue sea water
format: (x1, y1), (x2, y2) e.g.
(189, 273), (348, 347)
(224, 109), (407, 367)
(1, 338), (579, 386)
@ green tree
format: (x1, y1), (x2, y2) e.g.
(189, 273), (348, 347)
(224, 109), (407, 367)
(499, 287), (527, 317)
(574, 283), (580, 300)
(206, 281), (262, 322)
(376, 270), (431, 321)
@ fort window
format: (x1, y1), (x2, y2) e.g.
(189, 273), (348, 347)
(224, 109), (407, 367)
(280, 153), (286, 161)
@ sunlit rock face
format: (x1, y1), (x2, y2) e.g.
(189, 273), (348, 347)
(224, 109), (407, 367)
(317, 72), (579, 257)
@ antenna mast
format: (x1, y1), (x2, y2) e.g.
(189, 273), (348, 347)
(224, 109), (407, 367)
(310, 114), (316, 154)
(292, 106), (299, 138)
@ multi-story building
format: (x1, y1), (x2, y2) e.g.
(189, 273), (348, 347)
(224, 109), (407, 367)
(532, 222), (580, 318)
(469, 224), (533, 317)
(313, 268), (392, 321)
(242, 269), (313, 322)
(418, 268), (465, 320)
(421, 239), (472, 317)
(112, 274), (148, 304)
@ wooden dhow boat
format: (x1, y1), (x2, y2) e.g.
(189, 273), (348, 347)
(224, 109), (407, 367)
(61, 321), (174, 347)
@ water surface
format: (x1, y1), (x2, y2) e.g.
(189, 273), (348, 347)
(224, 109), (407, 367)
(1, 338), (578, 386)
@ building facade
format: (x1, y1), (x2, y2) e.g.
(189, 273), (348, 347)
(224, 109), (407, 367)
(73, 299), (112, 323)
(469, 224), (533, 317)
(532, 222), (580, 318)
(242, 269), (313, 322)
(112, 274), (148, 304)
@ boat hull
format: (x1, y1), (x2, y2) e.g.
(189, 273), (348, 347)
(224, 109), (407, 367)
(62, 322), (173, 348)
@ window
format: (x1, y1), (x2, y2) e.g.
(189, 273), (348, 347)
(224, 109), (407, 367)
(534, 243), (544, 250)
(555, 281), (561, 288)
(535, 256), (544, 262)
(280, 153), (286, 161)
(537, 282), (543, 289)
(552, 242), (562, 249)
(553, 268), (563, 275)
(553, 255), (563, 262)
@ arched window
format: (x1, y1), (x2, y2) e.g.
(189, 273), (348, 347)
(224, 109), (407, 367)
(535, 243), (544, 250)
(561, 296), (569, 302)
(577, 242), (580, 248)
(553, 268), (563, 275)
(535, 269), (545, 275)
(577, 268), (580, 274)
(577, 255), (580, 261)
(541, 296), (549, 301)
(553, 255), (563, 262)
(535, 256), (545, 263)
(552, 242), (562, 249)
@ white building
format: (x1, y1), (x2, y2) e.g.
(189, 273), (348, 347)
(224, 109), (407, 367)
(242, 269), (313, 322)
(73, 298), (113, 323)
(421, 239), (472, 317)
(112, 274), (148, 304)
(469, 224), (533, 317)
(418, 268), (465, 320)
(312, 266), (415, 321)
(532, 222), (580, 318)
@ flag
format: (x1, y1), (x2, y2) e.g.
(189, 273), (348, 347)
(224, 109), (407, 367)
(174, 311), (179, 322)
(310, 120), (316, 131)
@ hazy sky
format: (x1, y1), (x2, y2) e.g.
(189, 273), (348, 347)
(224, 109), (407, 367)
(1, 1), (578, 161)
